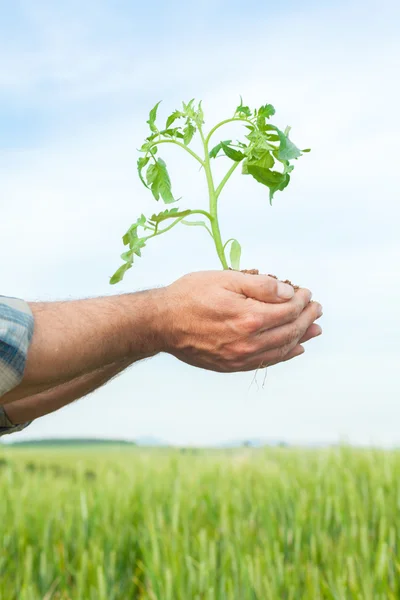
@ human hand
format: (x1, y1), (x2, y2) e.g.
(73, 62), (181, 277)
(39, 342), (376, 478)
(159, 271), (322, 372)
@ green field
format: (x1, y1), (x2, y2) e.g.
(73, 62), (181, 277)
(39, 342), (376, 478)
(1, 444), (400, 599)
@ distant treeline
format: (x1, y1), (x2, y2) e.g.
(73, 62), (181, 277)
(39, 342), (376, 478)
(5, 438), (137, 447)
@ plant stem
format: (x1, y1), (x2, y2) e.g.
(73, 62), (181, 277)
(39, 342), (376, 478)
(215, 161), (241, 199)
(149, 139), (204, 166)
(199, 127), (229, 270)
(205, 117), (253, 146)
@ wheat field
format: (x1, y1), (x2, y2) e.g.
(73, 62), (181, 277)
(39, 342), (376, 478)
(1, 445), (399, 599)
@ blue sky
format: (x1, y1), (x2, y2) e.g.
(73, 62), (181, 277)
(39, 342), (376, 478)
(1, 0), (400, 445)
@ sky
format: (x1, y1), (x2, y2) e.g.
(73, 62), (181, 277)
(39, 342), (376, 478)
(1, 0), (399, 446)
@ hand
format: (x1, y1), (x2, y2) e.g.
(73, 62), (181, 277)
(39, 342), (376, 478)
(160, 270), (322, 373)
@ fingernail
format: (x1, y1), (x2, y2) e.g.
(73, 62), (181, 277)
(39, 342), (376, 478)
(277, 281), (295, 299)
(317, 304), (323, 317)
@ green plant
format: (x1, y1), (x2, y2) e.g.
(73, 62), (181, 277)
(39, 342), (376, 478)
(110, 99), (309, 284)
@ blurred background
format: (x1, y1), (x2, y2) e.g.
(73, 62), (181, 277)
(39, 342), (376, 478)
(1, 0), (399, 447)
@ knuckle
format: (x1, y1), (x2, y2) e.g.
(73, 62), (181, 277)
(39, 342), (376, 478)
(238, 311), (263, 335)
(286, 324), (300, 346)
(287, 301), (302, 321)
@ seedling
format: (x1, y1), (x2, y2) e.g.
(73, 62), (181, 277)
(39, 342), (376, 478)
(110, 98), (309, 284)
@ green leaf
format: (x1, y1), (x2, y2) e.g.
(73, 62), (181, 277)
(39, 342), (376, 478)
(221, 142), (245, 162)
(110, 262), (133, 285)
(302, 148), (311, 153)
(196, 101), (204, 125)
(182, 99), (196, 118)
(244, 150), (274, 171)
(209, 140), (232, 159)
(149, 208), (181, 225)
(258, 104), (275, 119)
(183, 121), (196, 145)
(230, 239), (242, 270)
(166, 110), (182, 129)
(159, 128), (184, 139)
(235, 97), (252, 118)
(137, 156), (150, 188)
(243, 164), (290, 203)
(246, 129), (275, 151)
(277, 129), (302, 160)
(122, 215), (146, 246)
(146, 158), (176, 204)
(147, 101), (161, 133)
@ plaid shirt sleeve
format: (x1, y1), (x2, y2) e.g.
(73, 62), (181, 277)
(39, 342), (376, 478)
(0, 296), (34, 436)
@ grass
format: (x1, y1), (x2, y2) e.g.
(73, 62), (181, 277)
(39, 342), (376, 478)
(1, 445), (400, 599)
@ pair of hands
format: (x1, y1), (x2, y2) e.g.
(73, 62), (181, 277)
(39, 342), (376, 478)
(160, 270), (322, 372)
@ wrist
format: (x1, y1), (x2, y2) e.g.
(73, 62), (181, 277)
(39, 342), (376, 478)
(124, 288), (171, 358)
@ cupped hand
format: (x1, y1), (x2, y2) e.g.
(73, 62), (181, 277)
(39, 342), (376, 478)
(160, 270), (322, 372)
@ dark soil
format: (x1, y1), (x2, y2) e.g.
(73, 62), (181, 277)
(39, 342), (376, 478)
(240, 269), (300, 291)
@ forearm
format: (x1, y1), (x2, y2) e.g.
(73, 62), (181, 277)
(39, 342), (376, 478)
(4, 359), (131, 424)
(1, 290), (166, 404)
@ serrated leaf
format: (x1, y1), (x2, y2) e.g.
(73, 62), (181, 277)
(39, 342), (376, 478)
(230, 239), (242, 270)
(110, 262), (133, 285)
(196, 101), (204, 125)
(209, 140), (232, 159)
(166, 111), (182, 128)
(277, 129), (302, 160)
(147, 101), (161, 133)
(221, 142), (245, 162)
(235, 97), (252, 118)
(258, 104), (276, 119)
(242, 150), (274, 174)
(137, 156), (150, 188)
(159, 128), (184, 139)
(182, 99), (196, 118)
(122, 215), (146, 246)
(146, 158), (176, 204)
(183, 121), (196, 145)
(149, 208), (180, 224)
(246, 129), (275, 151)
(243, 164), (290, 203)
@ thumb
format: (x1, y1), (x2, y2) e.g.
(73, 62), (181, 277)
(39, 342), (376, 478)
(226, 271), (295, 304)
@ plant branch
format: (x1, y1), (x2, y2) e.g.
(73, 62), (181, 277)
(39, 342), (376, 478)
(205, 117), (253, 146)
(215, 162), (241, 199)
(149, 139), (204, 166)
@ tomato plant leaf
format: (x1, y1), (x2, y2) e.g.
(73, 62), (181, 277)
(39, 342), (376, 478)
(258, 104), (276, 119)
(122, 215), (146, 246)
(146, 158), (176, 204)
(110, 262), (133, 285)
(147, 101), (161, 133)
(209, 140), (232, 159)
(221, 142), (245, 162)
(277, 129), (302, 160)
(183, 121), (196, 145)
(149, 208), (181, 225)
(243, 164), (290, 203)
(166, 110), (183, 129)
(235, 97), (252, 118)
(230, 239), (242, 270)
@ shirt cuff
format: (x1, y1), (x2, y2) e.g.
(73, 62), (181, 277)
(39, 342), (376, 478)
(0, 296), (34, 397)
(0, 405), (31, 436)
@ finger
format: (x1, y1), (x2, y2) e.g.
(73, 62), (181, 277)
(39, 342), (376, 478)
(244, 344), (305, 372)
(299, 323), (322, 344)
(225, 271), (296, 303)
(254, 300), (322, 353)
(247, 289), (317, 333)
(259, 344), (305, 369)
(280, 344), (305, 363)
